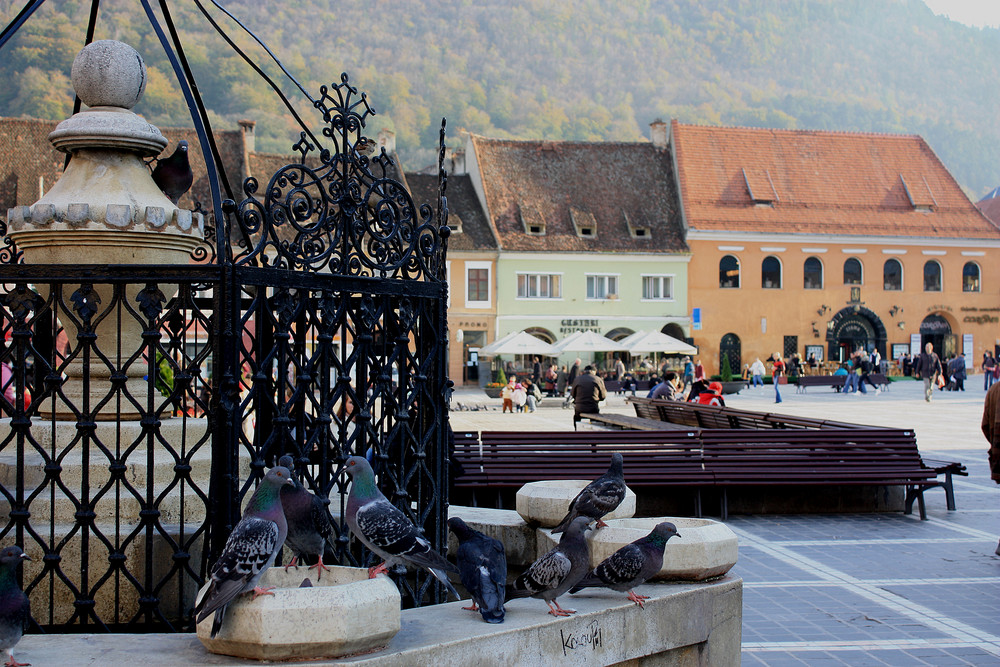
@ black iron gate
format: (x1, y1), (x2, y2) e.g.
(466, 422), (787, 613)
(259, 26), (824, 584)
(0, 74), (452, 631)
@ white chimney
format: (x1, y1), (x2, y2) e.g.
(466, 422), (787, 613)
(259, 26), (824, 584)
(650, 119), (668, 149)
(377, 129), (396, 154)
(451, 148), (466, 175)
(238, 119), (256, 154)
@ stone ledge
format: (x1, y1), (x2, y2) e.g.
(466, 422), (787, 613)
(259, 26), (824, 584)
(12, 577), (742, 666)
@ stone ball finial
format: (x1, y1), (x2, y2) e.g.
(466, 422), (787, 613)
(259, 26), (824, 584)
(71, 40), (147, 110)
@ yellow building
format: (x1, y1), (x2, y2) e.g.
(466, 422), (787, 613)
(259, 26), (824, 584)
(671, 121), (1000, 372)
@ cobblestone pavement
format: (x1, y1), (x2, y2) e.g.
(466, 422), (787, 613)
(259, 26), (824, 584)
(450, 377), (1000, 665)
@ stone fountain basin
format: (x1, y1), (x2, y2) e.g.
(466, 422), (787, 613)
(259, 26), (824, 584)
(196, 565), (400, 661)
(538, 516), (738, 581)
(515, 479), (637, 527)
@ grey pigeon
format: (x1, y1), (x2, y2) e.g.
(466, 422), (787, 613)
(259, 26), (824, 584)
(551, 453), (626, 533)
(278, 455), (335, 579)
(342, 456), (459, 599)
(506, 516), (591, 617)
(0, 546), (30, 667)
(194, 466), (293, 638)
(570, 522), (680, 608)
(151, 140), (193, 204)
(448, 517), (506, 623)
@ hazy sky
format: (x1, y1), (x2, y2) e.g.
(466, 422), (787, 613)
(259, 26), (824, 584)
(923, 0), (1000, 28)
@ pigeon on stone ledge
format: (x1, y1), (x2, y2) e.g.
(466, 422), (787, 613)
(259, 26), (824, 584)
(448, 517), (506, 623)
(194, 465), (293, 638)
(151, 140), (193, 204)
(551, 453), (626, 533)
(341, 456), (459, 599)
(506, 516), (591, 617)
(277, 455), (335, 580)
(570, 521), (679, 608)
(0, 546), (30, 667)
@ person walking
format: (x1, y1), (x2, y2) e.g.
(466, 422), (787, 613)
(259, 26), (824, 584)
(949, 353), (967, 392)
(984, 352), (996, 391)
(750, 358), (766, 389)
(571, 365), (607, 430)
(980, 380), (1000, 554)
(682, 357), (694, 391)
(771, 352), (785, 404)
(916, 342), (943, 403)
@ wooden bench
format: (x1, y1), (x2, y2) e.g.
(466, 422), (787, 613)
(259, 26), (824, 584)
(699, 428), (938, 519)
(914, 458), (968, 511)
(452, 430), (709, 513)
(795, 375), (847, 392)
(628, 396), (863, 430)
(580, 413), (694, 431)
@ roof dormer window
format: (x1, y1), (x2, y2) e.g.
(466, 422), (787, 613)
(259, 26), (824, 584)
(570, 208), (596, 239)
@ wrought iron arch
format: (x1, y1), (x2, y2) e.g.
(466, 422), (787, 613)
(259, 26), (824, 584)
(720, 333), (741, 376)
(826, 305), (887, 357)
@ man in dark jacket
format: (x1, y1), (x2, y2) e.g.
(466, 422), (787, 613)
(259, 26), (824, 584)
(915, 342), (943, 403)
(981, 380), (1000, 554)
(571, 365), (607, 430)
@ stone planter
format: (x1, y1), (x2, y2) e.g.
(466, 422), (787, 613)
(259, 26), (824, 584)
(516, 479), (636, 527)
(196, 566), (400, 661)
(541, 516), (738, 581)
(484, 386), (504, 399)
(720, 381), (745, 395)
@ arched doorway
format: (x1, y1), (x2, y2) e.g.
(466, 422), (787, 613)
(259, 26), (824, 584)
(720, 333), (741, 377)
(826, 306), (887, 362)
(920, 314), (956, 358)
(662, 323), (687, 341)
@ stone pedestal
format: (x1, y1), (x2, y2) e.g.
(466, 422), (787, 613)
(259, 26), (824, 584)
(515, 479), (637, 527)
(196, 566), (401, 661)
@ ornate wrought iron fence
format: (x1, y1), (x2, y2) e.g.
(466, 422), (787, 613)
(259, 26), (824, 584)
(0, 73), (452, 631)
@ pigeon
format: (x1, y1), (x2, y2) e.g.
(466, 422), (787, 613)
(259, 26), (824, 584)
(341, 456), (459, 599)
(194, 465), (293, 639)
(277, 455), (335, 579)
(0, 546), (30, 667)
(570, 521), (680, 608)
(506, 516), (591, 617)
(448, 517), (506, 623)
(151, 140), (193, 204)
(551, 453), (626, 533)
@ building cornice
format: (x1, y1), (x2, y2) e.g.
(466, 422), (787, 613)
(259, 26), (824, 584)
(686, 229), (1000, 249)
(499, 252), (692, 263)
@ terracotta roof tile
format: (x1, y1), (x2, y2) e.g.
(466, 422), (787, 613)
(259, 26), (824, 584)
(672, 121), (1000, 239)
(470, 135), (687, 253)
(404, 173), (496, 252)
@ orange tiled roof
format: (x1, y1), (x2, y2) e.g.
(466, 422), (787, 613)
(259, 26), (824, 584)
(470, 135), (687, 253)
(671, 121), (1000, 239)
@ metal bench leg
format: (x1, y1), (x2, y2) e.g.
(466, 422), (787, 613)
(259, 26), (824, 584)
(720, 488), (728, 521)
(943, 472), (956, 511)
(904, 486), (917, 515)
(918, 490), (927, 520)
(694, 489), (702, 518)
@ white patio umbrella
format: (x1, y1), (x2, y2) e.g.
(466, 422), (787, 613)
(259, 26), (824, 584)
(478, 330), (557, 356)
(619, 330), (698, 355)
(551, 330), (627, 353)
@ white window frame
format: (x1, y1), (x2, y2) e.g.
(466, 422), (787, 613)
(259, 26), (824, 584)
(516, 272), (563, 299)
(585, 273), (620, 300)
(464, 261), (492, 308)
(641, 274), (675, 301)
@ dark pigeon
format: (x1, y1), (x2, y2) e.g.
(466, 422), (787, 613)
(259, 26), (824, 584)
(551, 453), (626, 533)
(448, 516), (506, 623)
(0, 546), (30, 667)
(570, 521), (680, 608)
(151, 140), (193, 204)
(506, 516), (591, 617)
(194, 466), (293, 638)
(342, 456), (459, 599)
(278, 455), (335, 579)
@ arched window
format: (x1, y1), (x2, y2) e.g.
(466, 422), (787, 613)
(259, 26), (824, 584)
(803, 257), (823, 289)
(883, 259), (902, 291)
(719, 255), (740, 288)
(843, 258), (863, 285)
(923, 260), (942, 292)
(761, 256), (782, 289)
(963, 262), (981, 292)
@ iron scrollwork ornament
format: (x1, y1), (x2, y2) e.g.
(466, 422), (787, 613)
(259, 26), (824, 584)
(228, 73), (448, 281)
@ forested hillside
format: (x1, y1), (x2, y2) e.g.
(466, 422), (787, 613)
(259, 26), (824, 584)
(1, 0), (998, 196)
